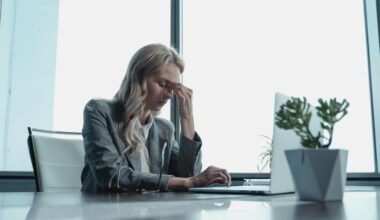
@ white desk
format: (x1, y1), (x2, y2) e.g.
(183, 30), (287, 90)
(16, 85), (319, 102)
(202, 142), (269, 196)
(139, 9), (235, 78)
(0, 186), (379, 219)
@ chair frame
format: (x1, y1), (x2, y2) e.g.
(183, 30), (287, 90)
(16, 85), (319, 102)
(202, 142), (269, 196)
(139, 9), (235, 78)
(27, 127), (82, 192)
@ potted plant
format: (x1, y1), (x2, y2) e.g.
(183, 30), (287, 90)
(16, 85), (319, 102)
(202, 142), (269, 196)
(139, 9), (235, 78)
(275, 96), (349, 201)
(257, 135), (272, 173)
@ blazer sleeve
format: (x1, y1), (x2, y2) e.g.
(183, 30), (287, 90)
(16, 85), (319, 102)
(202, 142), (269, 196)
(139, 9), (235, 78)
(82, 100), (171, 192)
(168, 132), (202, 177)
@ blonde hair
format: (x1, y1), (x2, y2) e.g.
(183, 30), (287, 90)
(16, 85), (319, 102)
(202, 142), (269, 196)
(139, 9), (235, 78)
(114, 43), (184, 152)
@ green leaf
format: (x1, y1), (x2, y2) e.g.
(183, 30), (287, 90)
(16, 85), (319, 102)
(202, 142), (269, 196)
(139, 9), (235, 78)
(275, 96), (349, 149)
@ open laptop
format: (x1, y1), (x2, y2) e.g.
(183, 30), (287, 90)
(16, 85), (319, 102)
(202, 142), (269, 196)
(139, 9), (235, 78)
(189, 92), (322, 195)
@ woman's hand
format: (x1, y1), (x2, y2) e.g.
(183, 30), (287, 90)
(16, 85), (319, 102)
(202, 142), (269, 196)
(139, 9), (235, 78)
(167, 166), (231, 191)
(190, 166), (231, 187)
(172, 84), (195, 139)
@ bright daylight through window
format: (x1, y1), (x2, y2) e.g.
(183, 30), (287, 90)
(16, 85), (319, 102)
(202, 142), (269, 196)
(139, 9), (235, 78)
(0, 0), (377, 173)
(183, 0), (374, 173)
(0, 0), (170, 171)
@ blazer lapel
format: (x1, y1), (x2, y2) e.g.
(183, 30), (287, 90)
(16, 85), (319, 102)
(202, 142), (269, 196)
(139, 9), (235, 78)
(109, 102), (141, 171)
(117, 118), (168, 173)
(114, 129), (141, 171)
(125, 151), (141, 172)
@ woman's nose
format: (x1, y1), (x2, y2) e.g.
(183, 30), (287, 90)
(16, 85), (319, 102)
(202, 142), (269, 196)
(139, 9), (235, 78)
(163, 88), (173, 99)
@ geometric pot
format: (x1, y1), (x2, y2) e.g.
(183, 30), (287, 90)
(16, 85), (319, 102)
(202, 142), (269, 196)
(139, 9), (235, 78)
(285, 149), (348, 201)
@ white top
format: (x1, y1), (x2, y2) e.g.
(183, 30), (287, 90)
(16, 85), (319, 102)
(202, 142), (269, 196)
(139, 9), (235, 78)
(139, 115), (154, 173)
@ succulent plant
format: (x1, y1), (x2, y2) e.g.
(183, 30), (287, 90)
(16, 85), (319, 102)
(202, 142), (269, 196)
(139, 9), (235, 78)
(275, 97), (349, 149)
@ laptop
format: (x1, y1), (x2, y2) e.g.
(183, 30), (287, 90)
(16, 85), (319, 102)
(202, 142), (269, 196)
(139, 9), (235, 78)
(189, 92), (322, 195)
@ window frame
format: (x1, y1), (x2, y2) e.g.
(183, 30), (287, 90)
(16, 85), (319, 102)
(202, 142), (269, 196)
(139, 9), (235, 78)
(369, 0), (380, 173)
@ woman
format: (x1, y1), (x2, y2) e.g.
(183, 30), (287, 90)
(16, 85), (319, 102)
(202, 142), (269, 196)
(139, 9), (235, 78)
(81, 43), (230, 192)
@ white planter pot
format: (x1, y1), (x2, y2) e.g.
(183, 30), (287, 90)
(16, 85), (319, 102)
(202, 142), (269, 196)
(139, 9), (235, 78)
(285, 149), (348, 201)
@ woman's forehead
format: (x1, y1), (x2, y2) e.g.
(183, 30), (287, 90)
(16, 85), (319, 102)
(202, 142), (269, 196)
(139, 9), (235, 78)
(155, 64), (180, 82)
(156, 76), (181, 86)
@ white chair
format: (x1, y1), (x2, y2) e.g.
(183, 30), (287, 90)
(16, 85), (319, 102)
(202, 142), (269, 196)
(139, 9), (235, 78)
(27, 127), (84, 192)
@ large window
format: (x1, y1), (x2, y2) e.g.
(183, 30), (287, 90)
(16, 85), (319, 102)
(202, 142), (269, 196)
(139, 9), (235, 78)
(183, 0), (375, 173)
(1, 0), (379, 175)
(0, 0), (170, 171)
(54, 0), (171, 131)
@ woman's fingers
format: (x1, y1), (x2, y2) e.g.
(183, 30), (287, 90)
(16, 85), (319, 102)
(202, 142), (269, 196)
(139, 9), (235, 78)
(204, 166), (231, 186)
(191, 166), (232, 187)
(173, 84), (192, 101)
(175, 89), (187, 103)
(205, 177), (226, 186)
(217, 172), (229, 185)
(174, 85), (190, 103)
(220, 169), (231, 186)
(172, 84), (194, 121)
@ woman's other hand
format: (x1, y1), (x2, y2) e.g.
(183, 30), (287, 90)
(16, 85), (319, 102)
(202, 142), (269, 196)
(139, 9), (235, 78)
(190, 166), (231, 187)
(167, 166), (231, 191)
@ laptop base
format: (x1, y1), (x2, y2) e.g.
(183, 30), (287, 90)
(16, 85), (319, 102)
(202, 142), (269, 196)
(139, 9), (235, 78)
(188, 185), (294, 195)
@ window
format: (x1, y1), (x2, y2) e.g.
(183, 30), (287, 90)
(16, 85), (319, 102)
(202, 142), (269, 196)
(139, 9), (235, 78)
(183, 0), (375, 173)
(0, 0), (170, 171)
(54, 0), (171, 131)
(1, 0), (379, 175)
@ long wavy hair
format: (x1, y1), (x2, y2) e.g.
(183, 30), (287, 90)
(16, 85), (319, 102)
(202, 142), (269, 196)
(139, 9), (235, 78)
(114, 43), (184, 153)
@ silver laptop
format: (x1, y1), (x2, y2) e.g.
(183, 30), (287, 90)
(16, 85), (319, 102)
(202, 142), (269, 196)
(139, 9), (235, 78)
(189, 92), (322, 195)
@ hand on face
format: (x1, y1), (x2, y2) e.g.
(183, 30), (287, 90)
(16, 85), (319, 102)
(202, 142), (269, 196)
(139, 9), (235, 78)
(163, 81), (195, 140)
(190, 166), (232, 187)
(168, 83), (193, 121)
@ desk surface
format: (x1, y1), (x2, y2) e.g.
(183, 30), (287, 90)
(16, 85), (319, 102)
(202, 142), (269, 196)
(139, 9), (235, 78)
(0, 186), (379, 220)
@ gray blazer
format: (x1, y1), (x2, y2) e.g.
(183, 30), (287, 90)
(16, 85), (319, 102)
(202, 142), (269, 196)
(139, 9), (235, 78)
(81, 99), (202, 192)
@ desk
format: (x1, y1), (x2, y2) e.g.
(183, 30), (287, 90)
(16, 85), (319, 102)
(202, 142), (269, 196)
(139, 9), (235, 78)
(0, 186), (379, 219)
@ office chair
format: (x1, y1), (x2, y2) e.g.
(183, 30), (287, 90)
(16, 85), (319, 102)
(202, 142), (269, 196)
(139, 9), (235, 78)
(27, 127), (84, 192)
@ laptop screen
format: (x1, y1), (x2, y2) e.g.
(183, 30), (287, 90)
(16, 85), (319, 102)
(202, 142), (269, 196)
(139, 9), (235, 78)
(189, 92), (323, 195)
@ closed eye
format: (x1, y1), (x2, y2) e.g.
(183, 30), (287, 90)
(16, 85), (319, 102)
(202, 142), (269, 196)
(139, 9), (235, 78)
(158, 81), (167, 88)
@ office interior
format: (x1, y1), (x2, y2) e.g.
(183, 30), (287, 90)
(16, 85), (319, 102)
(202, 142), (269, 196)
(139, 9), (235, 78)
(1, 0), (380, 219)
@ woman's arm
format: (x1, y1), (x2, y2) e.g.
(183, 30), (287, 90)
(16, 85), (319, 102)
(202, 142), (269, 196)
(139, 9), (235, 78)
(173, 84), (195, 140)
(167, 166), (231, 190)
(82, 100), (171, 191)
(168, 133), (202, 177)
(168, 84), (231, 188)
(167, 84), (202, 176)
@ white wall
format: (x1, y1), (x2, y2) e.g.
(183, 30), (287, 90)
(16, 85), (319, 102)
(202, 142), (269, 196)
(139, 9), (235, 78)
(0, 0), (59, 171)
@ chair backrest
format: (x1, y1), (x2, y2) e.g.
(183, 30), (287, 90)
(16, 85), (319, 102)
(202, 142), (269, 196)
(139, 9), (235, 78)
(27, 127), (84, 192)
